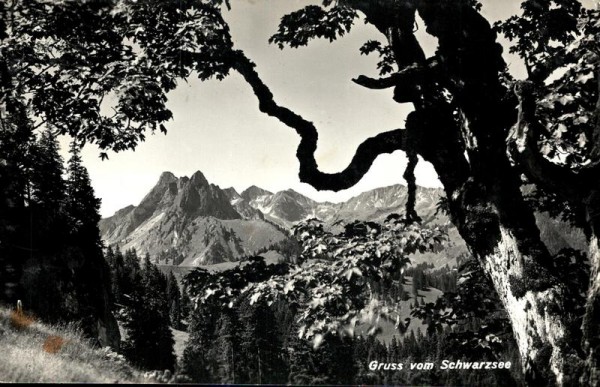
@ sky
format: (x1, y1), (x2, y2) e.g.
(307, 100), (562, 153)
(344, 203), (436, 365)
(59, 0), (593, 218)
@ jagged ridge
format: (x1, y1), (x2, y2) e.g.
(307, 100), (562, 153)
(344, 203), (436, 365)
(100, 171), (585, 268)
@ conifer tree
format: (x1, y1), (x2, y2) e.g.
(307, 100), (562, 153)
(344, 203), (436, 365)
(287, 319), (356, 385)
(181, 304), (219, 382)
(65, 142), (101, 245)
(14, 129), (67, 319)
(31, 129), (65, 212)
(0, 100), (36, 252)
(105, 245), (122, 303)
(166, 271), (182, 329)
(179, 288), (193, 323)
(211, 309), (241, 383)
(122, 257), (175, 371)
(63, 141), (116, 343)
(237, 299), (287, 384)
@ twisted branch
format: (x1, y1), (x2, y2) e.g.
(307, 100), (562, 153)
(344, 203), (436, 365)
(403, 149), (421, 223)
(233, 53), (412, 191)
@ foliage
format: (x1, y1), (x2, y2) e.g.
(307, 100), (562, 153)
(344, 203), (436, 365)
(498, 4), (599, 167)
(496, 0), (583, 71)
(183, 255), (290, 307)
(0, 126), (115, 344)
(359, 40), (397, 76)
(523, 184), (587, 226)
(1, 0), (236, 156)
(180, 254), (522, 385)
(269, 3), (358, 49)
(184, 215), (446, 348)
(411, 257), (513, 359)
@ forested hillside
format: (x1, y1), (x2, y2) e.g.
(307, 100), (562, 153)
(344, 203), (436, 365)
(0, 133), (119, 348)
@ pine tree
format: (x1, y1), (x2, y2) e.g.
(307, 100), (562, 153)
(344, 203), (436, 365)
(141, 255), (169, 315)
(63, 142), (116, 344)
(237, 299), (287, 384)
(122, 267), (176, 371)
(181, 304), (219, 382)
(65, 141), (101, 247)
(287, 320), (356, 385)
(31, 130), (65, 210)
(180, 287), (193, 322)
(412, 274), (419, 299)
(13, 129), (68, 320)
(314, 335), (357, 385)
(119, 248), (140, 298)
(105, 246), (122, 303)
(389, 336), (400, 360)
(166, 272), (182, 329)
(22, 129), (68, 256)
(211, 309), (241, 383)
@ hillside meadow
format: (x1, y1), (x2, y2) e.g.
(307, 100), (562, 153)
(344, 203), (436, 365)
(0, 305), (149, 383)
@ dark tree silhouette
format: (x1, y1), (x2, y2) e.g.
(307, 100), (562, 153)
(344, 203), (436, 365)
(120, 252), (175, 371)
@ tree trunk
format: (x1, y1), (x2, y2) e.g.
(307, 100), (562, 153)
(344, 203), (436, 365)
(477, 226), (580, 386)
(406, 2), (588, 383)
(582, 189), (600, 385)
(435, 166), (584, 386)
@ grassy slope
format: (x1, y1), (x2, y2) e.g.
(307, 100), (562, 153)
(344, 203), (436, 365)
(0, 306), (146, 384)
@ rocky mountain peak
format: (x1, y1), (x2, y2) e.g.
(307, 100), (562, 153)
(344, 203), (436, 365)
(223, 187), (241, 200)
(278, 189), (315, 203)
(190, 170), (209, 187)
(158, 171), (177, 184)
(173, 172), (240, 220)
(241, 185), (273, 202)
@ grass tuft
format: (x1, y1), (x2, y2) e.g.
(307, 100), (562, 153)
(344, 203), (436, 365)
(42, 335), (67, 354)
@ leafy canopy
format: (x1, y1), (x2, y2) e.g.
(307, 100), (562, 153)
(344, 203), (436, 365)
(2, 0), (236, 158)
(183, 215), (446, 347)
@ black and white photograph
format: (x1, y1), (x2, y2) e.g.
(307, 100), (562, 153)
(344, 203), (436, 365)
(1, 0), (599, 385)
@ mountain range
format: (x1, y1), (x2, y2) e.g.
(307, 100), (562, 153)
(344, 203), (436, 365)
(99, 171), (586, 267)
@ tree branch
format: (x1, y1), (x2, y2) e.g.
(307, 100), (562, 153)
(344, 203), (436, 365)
(233, 53), (410, 191)
(403, 149), (421, 223)
(352, 63), (424, 90)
